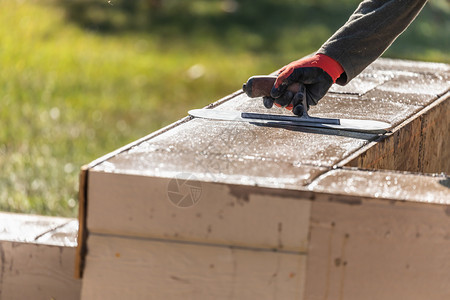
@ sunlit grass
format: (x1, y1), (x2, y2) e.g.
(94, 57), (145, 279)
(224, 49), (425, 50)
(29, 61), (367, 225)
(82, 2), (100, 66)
(0, 0), (448, 217)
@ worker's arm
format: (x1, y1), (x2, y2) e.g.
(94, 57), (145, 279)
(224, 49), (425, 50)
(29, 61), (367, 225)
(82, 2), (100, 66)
(319, 0), (427, 84)
(265, 0), (428, 115)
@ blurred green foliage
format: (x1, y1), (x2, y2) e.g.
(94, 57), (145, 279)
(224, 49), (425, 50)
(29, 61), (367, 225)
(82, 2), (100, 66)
(0, 0), (448, 217)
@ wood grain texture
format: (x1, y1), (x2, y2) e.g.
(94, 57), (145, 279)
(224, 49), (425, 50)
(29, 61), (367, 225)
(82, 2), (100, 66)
(304, 198), (450, 300)
(344, 93), (449, 174)
(75, 165), (88, 279)
(87, 171), (312, 252)
(0, 241), (81, 300)
(81, 234), (306, 300)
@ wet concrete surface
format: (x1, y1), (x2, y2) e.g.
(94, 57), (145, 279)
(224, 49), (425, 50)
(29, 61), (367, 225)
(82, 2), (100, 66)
(94, 114), (377, 178)
(94, 114), (363, 188)
(374, 72), (449, 96)
(95, 147), (328, 189)
(309, 169), (450, 204)
(0, 212), (78, 246)
(35, 220), (78, 247)
(308, 94), (421, 127)
(329, 69), (394, 95)
(362, 88), (437, 106)
(215, 92), (420, 128)
(369, 58), (450, 74)
(92, 58), (449, 200)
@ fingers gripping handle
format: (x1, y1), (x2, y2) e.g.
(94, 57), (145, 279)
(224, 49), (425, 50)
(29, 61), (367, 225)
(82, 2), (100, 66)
(242, 75), (309, 117)
(298, 84), (309, 118)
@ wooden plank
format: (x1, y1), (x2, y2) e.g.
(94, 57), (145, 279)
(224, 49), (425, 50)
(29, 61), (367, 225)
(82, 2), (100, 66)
(418, 93), (450, 174)
(87, 172), (312, 253)
(343, 93), (449, 173)
(304, 197), (450, 300)
(0, 241), (81, 300)
(0, 212), (80, 298)
(81, 234), (306, 300)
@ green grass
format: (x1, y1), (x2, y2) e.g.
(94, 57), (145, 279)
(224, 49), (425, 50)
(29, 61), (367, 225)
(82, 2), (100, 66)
(0, 0), (448, 217)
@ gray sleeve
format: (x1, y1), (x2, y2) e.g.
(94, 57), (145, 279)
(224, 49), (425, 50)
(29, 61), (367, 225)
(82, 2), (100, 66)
(318, 0), (427, 85)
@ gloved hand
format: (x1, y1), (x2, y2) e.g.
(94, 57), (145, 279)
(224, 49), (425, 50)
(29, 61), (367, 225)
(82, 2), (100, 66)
(263, 53), (344, 116)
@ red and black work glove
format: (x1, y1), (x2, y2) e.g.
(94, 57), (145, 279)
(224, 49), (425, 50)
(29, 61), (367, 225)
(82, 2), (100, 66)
(263, 53), (344, 116)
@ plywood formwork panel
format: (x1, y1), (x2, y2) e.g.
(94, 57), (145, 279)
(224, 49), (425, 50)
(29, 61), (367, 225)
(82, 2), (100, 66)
(304, 196), (450, 300)
(0, 241), (81, 300)
(82, 234), (306, 300)
(0, 212), (81, 300)
(87, 171), (312, 253)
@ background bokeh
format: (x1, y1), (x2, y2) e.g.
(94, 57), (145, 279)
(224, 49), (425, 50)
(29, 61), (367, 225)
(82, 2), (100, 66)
(1, 0), (449, 217)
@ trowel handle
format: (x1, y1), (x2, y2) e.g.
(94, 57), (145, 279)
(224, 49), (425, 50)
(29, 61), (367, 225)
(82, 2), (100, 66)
(243, 75), (308, 117)
(242, 75), (302, 98)
(242, 76), (277, 98)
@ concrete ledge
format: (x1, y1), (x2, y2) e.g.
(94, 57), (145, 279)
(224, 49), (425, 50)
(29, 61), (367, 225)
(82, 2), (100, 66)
(0, 212), (81, 300)
(309, 168), (450, 203)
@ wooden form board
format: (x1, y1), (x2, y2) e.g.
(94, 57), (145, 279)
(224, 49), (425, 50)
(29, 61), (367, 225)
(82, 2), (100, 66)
(0, 241), (81, 300)
(82, 234), (306, 300)
(86, 172), (312, 253)
(305, 195), (450, 300)
(75, 166), (88, 279)
(80, 170), (449, 300)
(0, 212), (81, 300)
(81, 174), (313, 298)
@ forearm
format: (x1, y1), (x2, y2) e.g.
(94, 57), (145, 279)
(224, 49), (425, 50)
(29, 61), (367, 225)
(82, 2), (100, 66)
(318, 0), (427, 85)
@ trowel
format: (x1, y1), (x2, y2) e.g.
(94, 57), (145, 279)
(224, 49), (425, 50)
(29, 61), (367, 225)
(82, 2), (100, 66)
(189, 75), (391, 133)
